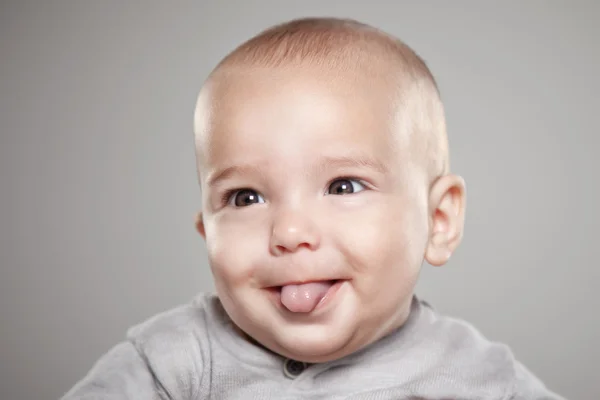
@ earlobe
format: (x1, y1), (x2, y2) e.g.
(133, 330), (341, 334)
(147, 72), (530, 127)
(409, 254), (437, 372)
(195, 211), (206, 239)
(424, 174), (466, 266)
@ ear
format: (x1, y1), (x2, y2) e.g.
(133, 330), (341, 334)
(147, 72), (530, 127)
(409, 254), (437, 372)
(195, 211), (206, 239)
(425, 174), (466, 266)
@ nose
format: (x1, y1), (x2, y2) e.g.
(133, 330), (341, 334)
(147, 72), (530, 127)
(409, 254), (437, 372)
(270, 209), (321, 255)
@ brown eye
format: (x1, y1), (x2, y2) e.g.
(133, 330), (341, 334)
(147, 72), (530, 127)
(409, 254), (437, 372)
(231, 189), (265, 207)
(327, 179), (366, 195)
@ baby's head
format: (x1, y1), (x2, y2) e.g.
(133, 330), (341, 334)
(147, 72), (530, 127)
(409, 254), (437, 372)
(193, 18), (466, 363)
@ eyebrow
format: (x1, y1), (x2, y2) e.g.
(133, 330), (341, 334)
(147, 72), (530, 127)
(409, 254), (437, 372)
(206, 164), (265, 187)
(318, 154), (389, 175)
(206, 154), (388, 187)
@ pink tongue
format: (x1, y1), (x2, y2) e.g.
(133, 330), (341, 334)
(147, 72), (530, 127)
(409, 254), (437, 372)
(280, 281), (333, 313)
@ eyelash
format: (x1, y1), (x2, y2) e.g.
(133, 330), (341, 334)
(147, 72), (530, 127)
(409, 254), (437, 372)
(220, 176), (368, 206)
(325, 176), (369, 194)
(220, 188), (243, 206)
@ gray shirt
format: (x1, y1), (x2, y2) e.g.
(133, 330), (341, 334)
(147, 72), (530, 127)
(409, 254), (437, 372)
(61, 293), (565, 399)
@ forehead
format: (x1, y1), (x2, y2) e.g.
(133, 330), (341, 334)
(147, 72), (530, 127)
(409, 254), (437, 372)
(195, 66), (406, 170)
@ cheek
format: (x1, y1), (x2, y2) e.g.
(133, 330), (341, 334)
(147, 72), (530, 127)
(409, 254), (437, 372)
(203, 212), (267, 287)
(335, 196), (427, 281)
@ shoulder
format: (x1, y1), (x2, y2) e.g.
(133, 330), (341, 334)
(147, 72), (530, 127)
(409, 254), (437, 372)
(126, 292), (214, 345)
(419, 301), (516, 371)
(124, 292), (218, 399)
(407, 299), (563, 399)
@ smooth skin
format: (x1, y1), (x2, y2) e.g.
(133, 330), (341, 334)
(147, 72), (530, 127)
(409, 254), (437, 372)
(193, 65), (466, 363)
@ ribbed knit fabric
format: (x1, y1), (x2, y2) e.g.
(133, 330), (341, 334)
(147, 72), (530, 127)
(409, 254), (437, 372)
(61, 293), (565, 399)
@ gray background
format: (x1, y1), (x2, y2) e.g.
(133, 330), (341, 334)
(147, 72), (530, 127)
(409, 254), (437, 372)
(1, 1), (598, 399)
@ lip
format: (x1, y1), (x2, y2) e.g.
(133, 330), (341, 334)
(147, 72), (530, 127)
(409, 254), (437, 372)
(313, 279), (345, 311)
(271, 278), (337, 287)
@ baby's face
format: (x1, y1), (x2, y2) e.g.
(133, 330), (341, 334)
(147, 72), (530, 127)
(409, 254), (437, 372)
(195, 66), (431, 362)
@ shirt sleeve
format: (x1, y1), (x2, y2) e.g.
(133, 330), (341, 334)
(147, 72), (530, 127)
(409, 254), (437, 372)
(59, 341), (169, 400)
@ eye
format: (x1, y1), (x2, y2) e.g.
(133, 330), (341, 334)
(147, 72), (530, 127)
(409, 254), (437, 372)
(327, 178), (366, 195)
(227, 189), (265, 207)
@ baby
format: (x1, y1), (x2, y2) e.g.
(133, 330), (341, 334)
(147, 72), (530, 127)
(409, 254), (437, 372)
(62, 17), (564, 399)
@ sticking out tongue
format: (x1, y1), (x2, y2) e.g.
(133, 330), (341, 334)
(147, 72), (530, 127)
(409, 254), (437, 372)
(280, 281), (334, 313)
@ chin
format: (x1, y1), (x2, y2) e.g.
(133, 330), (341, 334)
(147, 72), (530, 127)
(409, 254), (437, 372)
(277, 336), (353, 363)
(270, 318), (360, 363)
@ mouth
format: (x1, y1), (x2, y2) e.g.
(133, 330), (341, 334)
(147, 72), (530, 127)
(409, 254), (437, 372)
(266, 279), (345, 313)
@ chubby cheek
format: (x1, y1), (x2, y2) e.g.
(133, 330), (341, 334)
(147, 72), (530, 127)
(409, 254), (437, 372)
(335, 196), (427, 302)
(203, 212), (267, 290)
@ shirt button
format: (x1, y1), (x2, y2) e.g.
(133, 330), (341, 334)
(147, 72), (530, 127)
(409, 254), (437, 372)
(283, 358), (308, 379)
